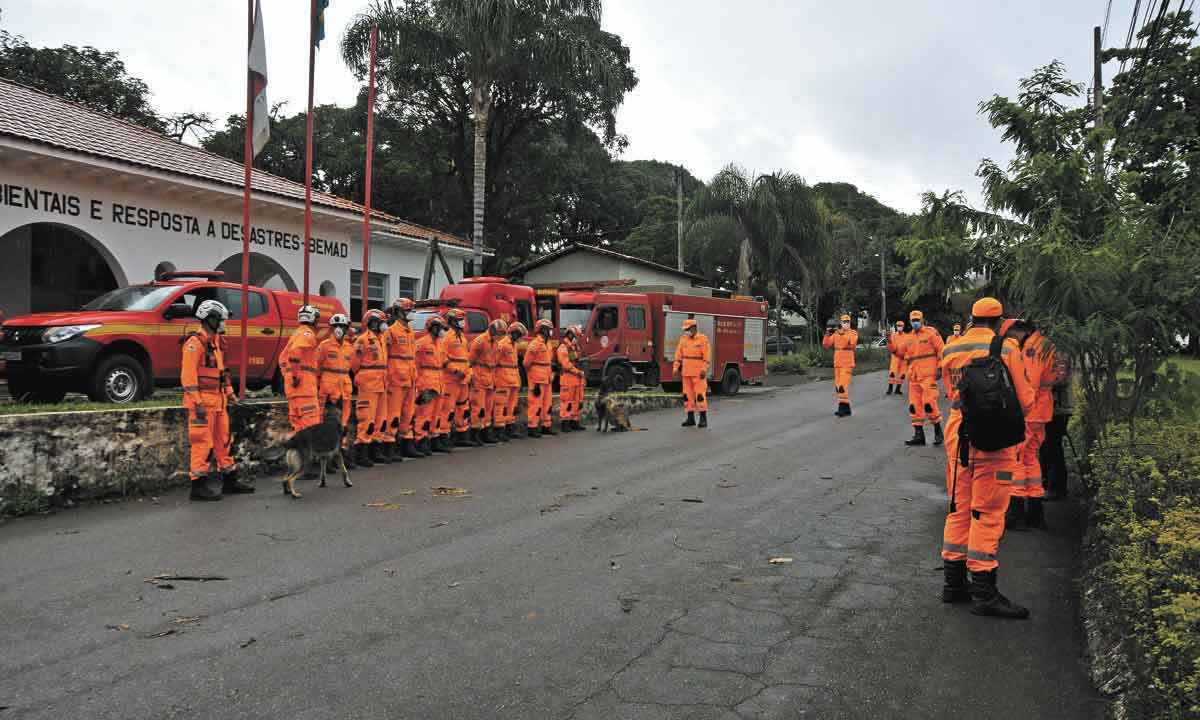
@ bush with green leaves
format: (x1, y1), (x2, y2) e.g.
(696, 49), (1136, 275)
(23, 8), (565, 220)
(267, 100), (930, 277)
(767, 355), (808, 375)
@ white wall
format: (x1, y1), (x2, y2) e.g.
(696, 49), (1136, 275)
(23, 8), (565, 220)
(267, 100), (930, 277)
(522, 252), (695, 290)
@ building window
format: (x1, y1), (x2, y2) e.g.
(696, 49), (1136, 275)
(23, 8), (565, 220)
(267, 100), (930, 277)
(626, 305), (646, 330)
(350, 270), (387, 321)
(395, 276), (417, 300)
(466, 311), (488, 334)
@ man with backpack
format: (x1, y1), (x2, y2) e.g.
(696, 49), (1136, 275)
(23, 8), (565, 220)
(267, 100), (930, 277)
(938, 297), (1036, 619)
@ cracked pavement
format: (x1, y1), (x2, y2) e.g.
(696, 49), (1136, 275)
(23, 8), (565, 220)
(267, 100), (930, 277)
(0, 371), (1103, 718)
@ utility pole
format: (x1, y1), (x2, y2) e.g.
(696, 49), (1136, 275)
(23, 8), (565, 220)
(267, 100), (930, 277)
(879, 250), (886, 336)
(1094, 25), (1104, 173)
(675, 166), (684, 272)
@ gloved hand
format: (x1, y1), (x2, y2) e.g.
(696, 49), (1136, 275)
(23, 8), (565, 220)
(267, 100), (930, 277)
(532, 385), (541, 398)
(673, 364), (681, 375)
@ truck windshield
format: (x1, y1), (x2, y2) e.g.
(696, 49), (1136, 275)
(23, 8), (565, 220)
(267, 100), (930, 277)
(559, 305), (593, 333)
(408, 310), (439, 331)
(82, 286), (180, 311)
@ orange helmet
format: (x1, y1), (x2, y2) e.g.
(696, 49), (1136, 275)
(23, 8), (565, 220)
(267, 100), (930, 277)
(534, 318), (554, 333)
(389, 298), (414, 315)
(426, 315), (448, 331)
(972, 297), (1003, 319)
(488, 318), (508, 334)
(839, 313), (851, 322)
(363, 309), (386, 324)
(444, 308), (466, 323)
(508, 321), (528, 337)
(682, 318), (698, 331)
(909, 309), (924, 321)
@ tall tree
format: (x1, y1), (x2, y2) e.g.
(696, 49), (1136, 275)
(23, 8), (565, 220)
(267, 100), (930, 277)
(341, 0), (636, 272)
(686, 165), (777, 294)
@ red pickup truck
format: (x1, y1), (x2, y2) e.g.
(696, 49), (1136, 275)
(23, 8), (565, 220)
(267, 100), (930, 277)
(0, 271), (345, 403)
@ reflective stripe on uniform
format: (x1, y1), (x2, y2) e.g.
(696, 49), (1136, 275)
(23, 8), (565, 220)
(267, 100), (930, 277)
(967, 549), (997, 561)
(360, 363), (386, 370)
(942, 542), (968, 554)
(1026, 476), (1043, 488)
(996, 470), (1014, 481)
(941, 343), (1012, 357)
(320, 368), (350, 375)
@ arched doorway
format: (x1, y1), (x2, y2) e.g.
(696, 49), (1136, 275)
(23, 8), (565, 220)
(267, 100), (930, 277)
(214, 252), (297, 291)
(0, 223), (126, 316)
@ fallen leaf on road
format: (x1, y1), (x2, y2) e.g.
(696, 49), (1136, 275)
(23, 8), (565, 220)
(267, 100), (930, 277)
(256, 532), (297, 542)
(680, 497), (704, 503)
(618, 597), (639, 612)
(429, 521), (449, 528)
(717, 482), (738, 488)
(363, 501), (405, 510)
(241, 637), (256, 649)
(146, 629), (178, 639)
(144, 574), (227, 585)
(431, 486), (470, 497)
(155, 584), (176, 590)
(609, 561), (620, 571)
(398, 489), (416, 495)
(448, 581), (461, 588)
(384, 568), (397, 577)
(901, 497), (913, 502)
(106, 624), (130, 631)
(768, 557), (794, 565)
(819, 475), (833, 480)
(171, 616), (204, 626)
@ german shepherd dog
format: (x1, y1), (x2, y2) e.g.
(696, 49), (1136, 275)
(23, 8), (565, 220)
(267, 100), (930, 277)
(281, 401), (352, 499)
(595, 379), (632, 432)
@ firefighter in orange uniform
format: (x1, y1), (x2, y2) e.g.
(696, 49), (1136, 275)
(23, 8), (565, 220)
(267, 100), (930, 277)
(437, 308), (472, 448)
(557, 324), (586, 432)
(822, 313), (858, 417)
(352, 309), (390, 466)
(939, 297), (1036, 618)
(383, 298), (421, 460)
(183, 300), (253, 501)
(468, 318), (503, 445)
(674, 318), (711, 428)
(524, 319), (557, 437)
(494, 322), (525, 440)
(317, 313), (355, 467)
(279, 304), (322, 433)
(902, 309), (945, 446)
(1004, 321), (1059, 530)
(886, 320), (909, 395)
(414, 315), (447, 454)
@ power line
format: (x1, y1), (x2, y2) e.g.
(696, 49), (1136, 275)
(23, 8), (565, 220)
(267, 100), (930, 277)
(1102, 0), (1114, 45)
(1119, 0), (1144, 74)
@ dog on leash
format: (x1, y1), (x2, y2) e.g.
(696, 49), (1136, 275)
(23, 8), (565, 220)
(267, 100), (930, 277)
(595, 379), (632, 432)
(280, 401), (351, 499)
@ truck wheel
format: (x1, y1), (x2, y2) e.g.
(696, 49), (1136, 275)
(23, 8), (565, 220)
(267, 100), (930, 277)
(89, 354), (147, 403)
(641, 363), (660, 389)
(605, 363), (633, 392)
(719, 367), (741, 395)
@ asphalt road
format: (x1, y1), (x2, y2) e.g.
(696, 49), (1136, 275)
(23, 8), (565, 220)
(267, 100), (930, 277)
(0, 371), (1105, 719)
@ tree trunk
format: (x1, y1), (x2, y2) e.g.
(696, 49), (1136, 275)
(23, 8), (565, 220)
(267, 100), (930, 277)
(471, 84), (492, 275)
(736, 235), (752, 296)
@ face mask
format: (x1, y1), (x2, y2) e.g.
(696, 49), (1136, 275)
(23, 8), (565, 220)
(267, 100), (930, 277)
(217, 320), (226, 334)
(841, 322), (850, 330)
(895, 326), (904, 333)
(334, 327), (346, 340)
(912, 320), (922, 330)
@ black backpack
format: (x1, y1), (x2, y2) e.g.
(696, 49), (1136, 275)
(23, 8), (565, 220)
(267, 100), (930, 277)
(958, 335), (1025, 453)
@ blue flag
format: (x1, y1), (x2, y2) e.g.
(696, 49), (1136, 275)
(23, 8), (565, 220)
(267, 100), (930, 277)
(314, 0), (330, 47)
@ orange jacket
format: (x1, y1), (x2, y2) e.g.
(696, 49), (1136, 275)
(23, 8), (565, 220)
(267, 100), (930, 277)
(557, 338), (584, 386)
(495, 336), (521, 389)
(415, 333), (444, 393)
(673, 333), (711, 378)
(468, 333), (497, 389)
(384, 321), (416, 388)
(902, 326), (944, 379)
(439, 330), (470, 385)
(822, 329), (858, 368)
(280, 325), (320, 397)
(317, 336), (353, 397)
(524, 335), (553, 385)
(1022, 330), (1060, 423)
(351, 330), (388, 393)
(940, 327), (1035, 415)
(181, 328), (232, 408)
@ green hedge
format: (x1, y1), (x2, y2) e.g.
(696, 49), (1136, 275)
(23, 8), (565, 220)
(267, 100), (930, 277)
(1086, 420), (1200, 719)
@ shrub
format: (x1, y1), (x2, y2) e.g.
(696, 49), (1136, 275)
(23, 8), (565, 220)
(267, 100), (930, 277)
(767, 355), (808, 375)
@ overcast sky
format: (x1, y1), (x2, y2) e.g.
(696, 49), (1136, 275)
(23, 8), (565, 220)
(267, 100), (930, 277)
(3, 1), (1137, 213)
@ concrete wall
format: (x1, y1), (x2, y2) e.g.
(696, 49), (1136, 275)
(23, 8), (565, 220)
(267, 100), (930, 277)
(0, 392), (683, 515)
(521, 252), (699, 293)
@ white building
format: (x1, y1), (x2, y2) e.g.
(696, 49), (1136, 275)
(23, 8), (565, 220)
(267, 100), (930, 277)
(514, 243), (706, 292)
(0, 79), (475, 319)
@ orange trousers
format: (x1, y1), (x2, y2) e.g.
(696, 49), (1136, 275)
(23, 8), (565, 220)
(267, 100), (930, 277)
(942, 437), (1019, 573)
(355, 390), (388, 444)
(187, 395), (235, 481)
(1015, 421), (1046, 499)
(413, 390), (438, 441)
(469, 385), (494, 430)
(527, 383), (553, 428)
(493, 387), (518, 427)
(833, 367), (853, 403)
(287, 393), (321, 432)
(907, 369), (942, 426)
(560, 380), (584, 420)
(383, 384), (417, 442)
(437, 381), (469, 435)
(888, 356), (906, 388)
(682, 375), (709, 412)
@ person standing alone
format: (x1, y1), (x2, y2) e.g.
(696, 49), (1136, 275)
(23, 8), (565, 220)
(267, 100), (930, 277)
(674, 318), (711, 428)
(823, 313), (858, 417)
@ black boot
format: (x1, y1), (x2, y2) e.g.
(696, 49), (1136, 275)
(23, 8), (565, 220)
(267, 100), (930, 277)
(1027, 498), (1047, 529)
(698, 412), (708, 428)
(342, 445), (357, 469)
(560, 419), (574, 433)
(835, 402), (850, 417)
(905, 426), (927, 446)
(454, 430), (474, 448)
(507, 424), (524, 439)
(190, 477), (222, 502)
(400, 439), (420, 458)
(417, 437), (432, 456)
(970, 570), (1030, 619)
(431, 434), (451, 453)
(494, 426), (509, 443)
(932, 422), (944, 446)
(481, 427), (498, 444)
(886, 384), (894, 395)
(372, 442), (391, 464)
(390, 439), (405, 462)
(467, 429), (484, 447)
(1006, 497), (1029, 532)
(527, 426), (542, 438)
(682, 411), (696, 427)
(542, 424), (558, 436)
(221, 468), (255, 494)
(355, 443), (375, 467)
(942, 559), (971, 603)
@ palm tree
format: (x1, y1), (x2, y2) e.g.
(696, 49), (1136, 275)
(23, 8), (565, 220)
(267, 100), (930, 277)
(344, 0), (606, 272)
(686, 165), (780, 295)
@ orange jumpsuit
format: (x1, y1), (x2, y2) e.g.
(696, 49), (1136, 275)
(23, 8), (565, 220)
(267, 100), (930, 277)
(494, 336), (521, 428)
(1015, 330), (1059, 500)
(557, 338), (585, 421)
(939, 328), (1035, 572)
(524, 335), (554, 428)
(317, 335), (354, 428)
(468, 333), (497, 431)
(279, 325), (321, 432)
(413, 333), (444, 441)
(181, 329), (236, 482)
(902, 326), (944, 427)
(674, 333), (711, 412)
(352, 330), (388, 445)
(438, 329), (471, 435)
(887, 331), (910, 390)
(384, 321), (418, 443)
(822, 329), (858, 404)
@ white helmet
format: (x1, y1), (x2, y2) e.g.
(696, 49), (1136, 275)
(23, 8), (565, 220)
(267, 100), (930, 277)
(298, 304), (320, 325)
(329, 313), (350, 328)
(195, 299), (229, 333)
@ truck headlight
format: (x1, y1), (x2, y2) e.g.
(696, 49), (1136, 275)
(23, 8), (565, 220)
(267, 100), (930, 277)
(43, 324), (101, 344)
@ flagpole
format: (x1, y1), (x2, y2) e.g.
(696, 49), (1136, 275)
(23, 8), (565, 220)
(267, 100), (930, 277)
(302, 0), (317, 305)
(239, 0), (254, 399)
(361, 24), (378, 322)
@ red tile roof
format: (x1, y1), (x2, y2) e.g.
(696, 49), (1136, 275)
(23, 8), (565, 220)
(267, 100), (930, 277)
(0, 79), (472, 249)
